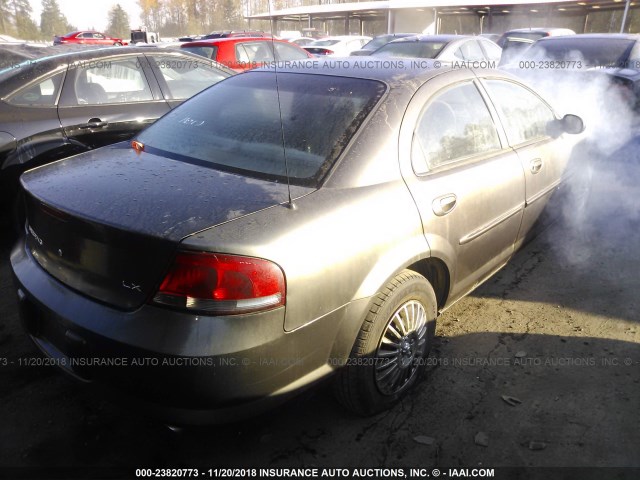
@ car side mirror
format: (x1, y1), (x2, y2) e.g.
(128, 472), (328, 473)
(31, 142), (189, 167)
(561, 114), (585, 135)
(547, 114), (585, 138)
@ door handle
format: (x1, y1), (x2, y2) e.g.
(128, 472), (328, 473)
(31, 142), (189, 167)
(81, 118), (108, 129)
(432, 194), (457, 216)
(530, 158), (543, 174)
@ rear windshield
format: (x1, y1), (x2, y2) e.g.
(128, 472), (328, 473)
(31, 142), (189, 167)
(372, 41), (447, 59)
(364, 35), (395, 50)
(311, 40), (341, 46)
(136, 72), (386, 187)
(504, 32), (547, 42)
(522, 38), (636, 67)
(182, 45), (218, 60)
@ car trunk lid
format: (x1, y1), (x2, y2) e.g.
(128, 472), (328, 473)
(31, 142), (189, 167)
(21, 143), (310, 310)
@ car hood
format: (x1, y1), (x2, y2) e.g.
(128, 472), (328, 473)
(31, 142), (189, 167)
(21, 141), (312, 243)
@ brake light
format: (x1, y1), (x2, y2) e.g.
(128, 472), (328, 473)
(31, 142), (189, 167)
(153, 252), (285, 315)
(321, 49), (334, 55)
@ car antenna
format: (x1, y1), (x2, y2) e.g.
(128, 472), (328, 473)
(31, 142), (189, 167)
(268, 2), (296, 210)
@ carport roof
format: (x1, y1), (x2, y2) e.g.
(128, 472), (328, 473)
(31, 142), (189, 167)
(246, 0), (630, 20)
(247, 1), (389, 20)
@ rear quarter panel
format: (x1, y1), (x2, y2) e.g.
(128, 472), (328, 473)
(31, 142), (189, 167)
(182, 181), (428, 332)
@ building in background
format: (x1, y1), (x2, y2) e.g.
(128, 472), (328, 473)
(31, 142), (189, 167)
(245, 0), (640, 37)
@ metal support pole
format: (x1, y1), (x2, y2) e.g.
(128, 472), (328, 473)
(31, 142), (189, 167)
(621, 0), (631, 33)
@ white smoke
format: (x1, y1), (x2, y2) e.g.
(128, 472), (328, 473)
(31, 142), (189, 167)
(505, 50), (640, 266)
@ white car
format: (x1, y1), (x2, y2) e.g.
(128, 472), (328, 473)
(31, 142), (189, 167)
(303, 35), (372, 56)
(371, 35), (502, 65)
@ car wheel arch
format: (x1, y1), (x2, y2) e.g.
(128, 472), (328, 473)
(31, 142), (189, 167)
(328, 249), (451, 367)
(405, 256), (450, 311)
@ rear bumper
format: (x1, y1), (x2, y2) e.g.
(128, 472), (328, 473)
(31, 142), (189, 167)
(10, 241), (363, 424)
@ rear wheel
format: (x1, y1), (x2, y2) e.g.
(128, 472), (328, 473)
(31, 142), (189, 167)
(334, 270), (437, 415)
(113, 42), (123, 46)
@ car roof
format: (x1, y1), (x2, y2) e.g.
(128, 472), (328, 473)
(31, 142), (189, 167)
(389, 34), (472, 43)
(72, 30), (104, 35)
(376, 33), (416, 37)
(182, 37), (287, 46)
(314, 35), (371, 41)
(503, 28), (574, 34)
(0, 46), (233, 93)
(537, 33), (640, 41)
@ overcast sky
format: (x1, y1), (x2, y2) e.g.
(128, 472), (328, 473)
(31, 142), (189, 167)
(29, 0), (142, 33)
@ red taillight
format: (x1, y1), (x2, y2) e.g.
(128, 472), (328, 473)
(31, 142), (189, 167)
(321, 49), (334, 55)
(153, 252), (285, 315)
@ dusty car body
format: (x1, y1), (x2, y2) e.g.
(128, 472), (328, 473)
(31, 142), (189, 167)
(11, 60), (583, 424)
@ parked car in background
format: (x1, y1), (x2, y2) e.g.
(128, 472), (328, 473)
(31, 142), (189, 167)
(497, 27), (575, 65)
(479, 33), (501, 43)
(178, 36), (203, 42)
(11, 59), (584, 424)
(350, 33), (417, 56)
(0, 47), (233, 225)
(181, 37), (312, 71)
(303, 35), (372, 56)
(290, 37), (316, 47)
(201, 31), (271, 40)
(371, 35), (502, 65)
(497, 27), (576, 48)
(503, 34), (640, 110)
(53, 31), (127, 46)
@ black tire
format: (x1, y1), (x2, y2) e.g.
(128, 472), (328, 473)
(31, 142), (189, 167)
(113, 42), (123, 46)
(334, 269), (437, 415)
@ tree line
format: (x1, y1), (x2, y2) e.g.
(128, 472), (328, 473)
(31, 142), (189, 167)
(0, 0), (362, 41)
(0, 0), (131, 41)
(138, 0), (348, 37)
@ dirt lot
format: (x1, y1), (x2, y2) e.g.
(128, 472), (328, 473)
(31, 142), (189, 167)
(0, 167), (639, 478)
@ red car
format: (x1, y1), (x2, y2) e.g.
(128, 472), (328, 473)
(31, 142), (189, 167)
(181, 37), (312, 71)
(53, 31), (127, 46)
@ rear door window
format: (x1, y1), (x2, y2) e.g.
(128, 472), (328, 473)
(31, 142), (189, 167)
(236, 41), (275, 64)
(181, 46), (218, 60)
(412, 82), (501, 173)
(273, 42), (309, 60)
(455, 40), (485, 61)
(147, 54), (228, 100)
(62, 57), (153, 105)
(479, 39), (502, 63)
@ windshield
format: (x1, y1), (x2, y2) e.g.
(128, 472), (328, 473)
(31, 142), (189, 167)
(522, 38), (636, 67)
(372, 41), (447, 59)
(364, 35), (394, 50)
(505, 32), (547, 42)
(136, 72), (386, 188)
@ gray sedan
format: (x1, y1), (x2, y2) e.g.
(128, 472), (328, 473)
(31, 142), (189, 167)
(11, 59), (583, 424)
